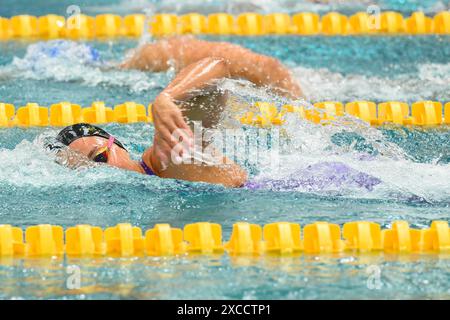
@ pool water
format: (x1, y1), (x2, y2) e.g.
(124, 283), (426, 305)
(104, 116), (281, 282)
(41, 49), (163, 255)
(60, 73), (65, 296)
(1, 0), (448, 17)
(1, 0), (450, 300)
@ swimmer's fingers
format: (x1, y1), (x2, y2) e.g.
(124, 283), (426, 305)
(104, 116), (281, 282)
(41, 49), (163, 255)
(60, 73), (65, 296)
(119, 48), (138, 69)
(119, 59), (133, 69)
(152, 93), (193, 157)
(156, 124), (192, 156)
(155, 126), (177, 149)
(175, 115), (193, 138)
(153, 132), (171, 168)
(154, 110), (193, 148)
(169, 103), (193, 139)
(169, 114), (193, 146)
(153, 131), (190, 167)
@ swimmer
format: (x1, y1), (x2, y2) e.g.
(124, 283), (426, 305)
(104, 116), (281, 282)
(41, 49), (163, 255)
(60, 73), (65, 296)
(50, 122), (248, 187)
(121, 36), (303, 176)
(49, 36), (302, 187)
(48, 37), (381, 191)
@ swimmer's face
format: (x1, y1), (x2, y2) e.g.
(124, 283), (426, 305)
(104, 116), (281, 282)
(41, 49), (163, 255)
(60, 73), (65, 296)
(68, 136), (132, 170)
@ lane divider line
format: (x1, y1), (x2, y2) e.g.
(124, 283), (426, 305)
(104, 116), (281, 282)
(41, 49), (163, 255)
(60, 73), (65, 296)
(0, 221), (448, 257)
(1, 100), (449, 128)
(0, 11), (449, 39)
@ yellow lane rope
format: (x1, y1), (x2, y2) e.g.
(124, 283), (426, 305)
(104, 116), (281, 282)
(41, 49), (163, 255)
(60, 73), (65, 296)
(0, 220), (448, 257)
(0, 11), (449, 39)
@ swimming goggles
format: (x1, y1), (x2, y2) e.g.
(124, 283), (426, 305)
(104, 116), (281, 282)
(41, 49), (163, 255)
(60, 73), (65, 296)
(91, 136), (115, 163)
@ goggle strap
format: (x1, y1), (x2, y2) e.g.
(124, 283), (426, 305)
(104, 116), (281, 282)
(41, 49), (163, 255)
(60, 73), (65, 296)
(107, 136), (115, 149)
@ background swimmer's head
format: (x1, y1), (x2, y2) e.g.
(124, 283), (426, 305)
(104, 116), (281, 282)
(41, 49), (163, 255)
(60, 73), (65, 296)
(48, 123), (133, 170)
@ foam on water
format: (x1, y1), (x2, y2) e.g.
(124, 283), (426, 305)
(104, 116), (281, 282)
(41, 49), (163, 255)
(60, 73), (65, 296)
(1, 40), (166, 93)
(85, 0), (449, 15)
(0, 134), (129, 188)
(295, 63), (450, 102)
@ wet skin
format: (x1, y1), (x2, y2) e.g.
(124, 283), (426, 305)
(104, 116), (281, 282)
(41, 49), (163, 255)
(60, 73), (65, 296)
(62, 37), (301, 187)
(67, 135), (247, 188)
(68, 136), (145, 174)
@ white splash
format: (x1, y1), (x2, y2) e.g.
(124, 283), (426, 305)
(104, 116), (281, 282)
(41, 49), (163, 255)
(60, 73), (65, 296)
(294, 63), (450, 102)
(4, 40), (162, 93)
(216, 78), (450, 202)
(85, 0), (449, 15)
(0, 132), (131, 188)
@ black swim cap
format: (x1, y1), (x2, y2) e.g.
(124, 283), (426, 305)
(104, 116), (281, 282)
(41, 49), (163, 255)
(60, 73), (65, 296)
(49, 123), (127, 151)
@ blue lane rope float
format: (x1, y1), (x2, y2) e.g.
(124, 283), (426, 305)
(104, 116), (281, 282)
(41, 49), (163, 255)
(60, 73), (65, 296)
(0, 11), (449, 39)
(0, 101), (449, 128)
(0, 221), (448, 257)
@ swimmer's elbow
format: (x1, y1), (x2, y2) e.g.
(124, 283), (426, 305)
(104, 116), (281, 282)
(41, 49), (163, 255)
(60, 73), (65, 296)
(197, 57), (231, 78)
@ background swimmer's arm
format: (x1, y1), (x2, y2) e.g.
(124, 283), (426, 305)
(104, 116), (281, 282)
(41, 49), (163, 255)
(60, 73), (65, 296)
(121, 38), (302, 98)
(162, 57), (231, 100)
(121, 36), (202, 72)
(211, 43), (303, 98)
(120, 42), (171, 72)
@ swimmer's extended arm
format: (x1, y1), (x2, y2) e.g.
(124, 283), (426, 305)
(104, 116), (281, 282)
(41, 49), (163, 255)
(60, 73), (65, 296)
(121, 37), (302, 98)
(160, 158), (248, 188)
(212, 42), (303, 99)
(121, 41), (172, 72)
(143, 147), (248, 188)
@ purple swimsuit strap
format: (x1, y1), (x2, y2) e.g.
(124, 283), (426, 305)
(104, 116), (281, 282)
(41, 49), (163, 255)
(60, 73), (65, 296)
(140, 160), (155, 176)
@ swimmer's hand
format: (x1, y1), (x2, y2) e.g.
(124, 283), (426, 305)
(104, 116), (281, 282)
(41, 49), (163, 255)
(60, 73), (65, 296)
(152, 93), (193, 167)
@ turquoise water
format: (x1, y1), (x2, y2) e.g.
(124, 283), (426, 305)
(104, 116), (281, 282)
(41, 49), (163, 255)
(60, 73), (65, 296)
(1, 0), (450, 300)
(1, 0), (448, 17)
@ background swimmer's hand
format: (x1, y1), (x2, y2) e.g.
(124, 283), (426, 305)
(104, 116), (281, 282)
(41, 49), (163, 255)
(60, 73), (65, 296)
(119, 50), (137, 69)
(119, 43), (171, 72)
(152, 93), (193, 168)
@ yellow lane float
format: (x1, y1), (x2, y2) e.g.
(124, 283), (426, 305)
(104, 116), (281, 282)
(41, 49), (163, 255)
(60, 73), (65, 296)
(104, 223), (145, 257)
(123, 14), (146, 37)
(2, 11), (447, 39)
(64, 14), (95, 39)
(13, 103), (49, 127)
(0, 103), (14, 127)
(225, 222), (263, 255)
(37, 14), (65, 38)
(1, 100), (449, 128)
(292, 12), (320, 35)
(180, 13), (207, 34)
(10, 15), (38, 38)
(0, 221), (448, 257)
